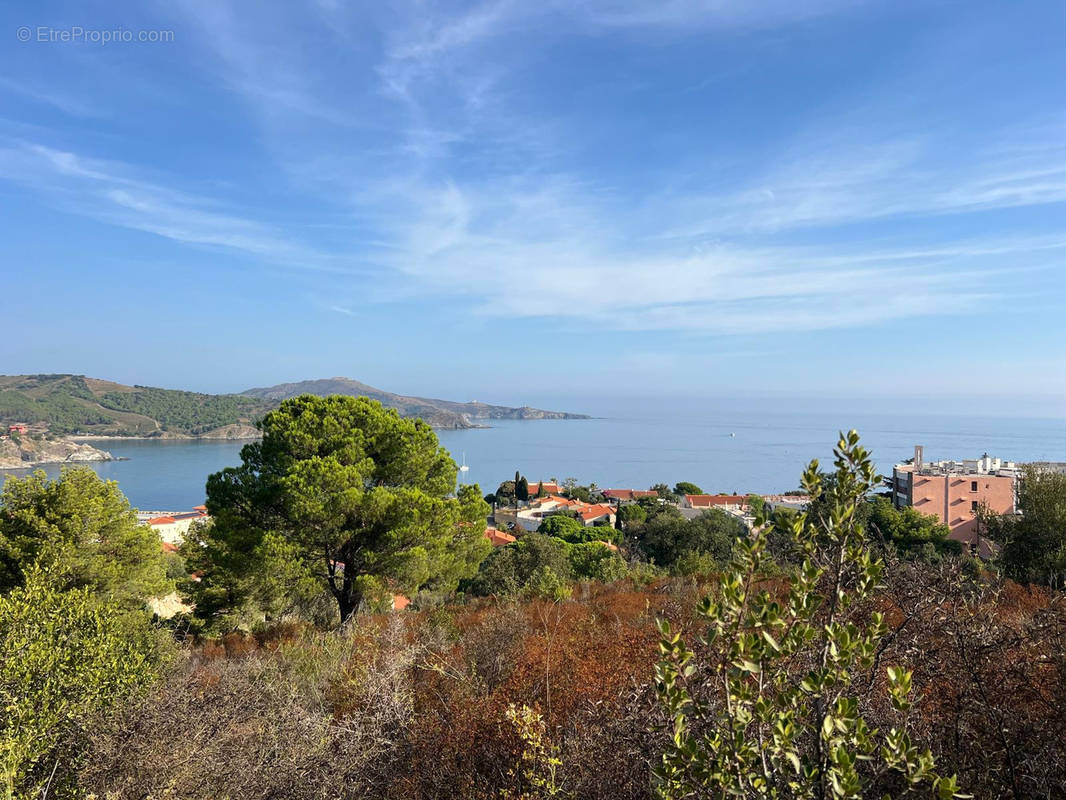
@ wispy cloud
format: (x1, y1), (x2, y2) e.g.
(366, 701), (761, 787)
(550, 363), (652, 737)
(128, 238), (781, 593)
(356, 172), (1046, 334)
(168, 0), (367, 127)
(0, 141), (343, 270)
(0, 77), (102, 119)
(373, 0), (862, 114)
(378, 1), (519, 102)
(657, 130), (1066, 239)
(6, 0), (1064, 344)
(566, 0), (864, 30)
(3, 131), (1058, 336)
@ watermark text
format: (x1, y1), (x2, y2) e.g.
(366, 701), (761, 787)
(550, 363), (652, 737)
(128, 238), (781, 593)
(17, 26), (175, 44)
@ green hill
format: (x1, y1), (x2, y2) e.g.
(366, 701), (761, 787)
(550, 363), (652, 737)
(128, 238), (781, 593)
(0, 374), (587, 437)
(244, 377), (589, 428)
(0, 375), (273, 437)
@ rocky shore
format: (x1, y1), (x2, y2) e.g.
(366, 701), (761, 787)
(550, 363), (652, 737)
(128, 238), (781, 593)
(69, 423), (261, 441)
(0, 437), (114, 469)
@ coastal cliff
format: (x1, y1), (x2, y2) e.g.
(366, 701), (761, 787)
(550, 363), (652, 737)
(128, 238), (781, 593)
(196, 423), (261, 439)
(0, 436), (114, 469)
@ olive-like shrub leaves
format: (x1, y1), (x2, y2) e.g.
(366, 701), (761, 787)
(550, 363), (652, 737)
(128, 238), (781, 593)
(654, 432), (967, 799)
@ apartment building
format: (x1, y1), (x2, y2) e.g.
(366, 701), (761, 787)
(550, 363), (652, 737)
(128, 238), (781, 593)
(890, 445), (1016, 556)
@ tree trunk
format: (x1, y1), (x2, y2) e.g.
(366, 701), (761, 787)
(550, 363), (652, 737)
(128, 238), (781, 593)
(336, 589), (362, 624)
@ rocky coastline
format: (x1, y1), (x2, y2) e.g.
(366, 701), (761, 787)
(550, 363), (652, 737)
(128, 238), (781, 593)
(0, 436), (115, 470)
(69, 423), (262, 442)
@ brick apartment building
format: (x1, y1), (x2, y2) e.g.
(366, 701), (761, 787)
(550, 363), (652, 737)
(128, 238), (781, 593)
(890, 446), (1019, 557)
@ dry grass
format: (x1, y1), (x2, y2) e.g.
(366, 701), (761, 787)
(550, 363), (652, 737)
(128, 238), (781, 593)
(80, 572), (1066, 799)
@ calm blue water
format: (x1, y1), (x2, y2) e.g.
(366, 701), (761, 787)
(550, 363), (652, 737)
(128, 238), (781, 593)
(4, 404), (1066, 510)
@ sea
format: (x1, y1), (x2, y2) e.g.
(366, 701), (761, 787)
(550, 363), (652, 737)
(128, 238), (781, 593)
(4, 399), (1066, 511)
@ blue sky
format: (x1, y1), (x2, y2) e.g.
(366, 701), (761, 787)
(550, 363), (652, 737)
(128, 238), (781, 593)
(1, 0), (1065, 411)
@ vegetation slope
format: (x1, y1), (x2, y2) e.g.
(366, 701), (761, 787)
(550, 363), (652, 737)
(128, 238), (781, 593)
(0, 374), (586, 437)
(0, 374), (273, 437)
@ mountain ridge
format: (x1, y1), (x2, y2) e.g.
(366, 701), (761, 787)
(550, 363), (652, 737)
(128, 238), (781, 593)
(0, 374), (586, 438)
(242, 377), (589, 428)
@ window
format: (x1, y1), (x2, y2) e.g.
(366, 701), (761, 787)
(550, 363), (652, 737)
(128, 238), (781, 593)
(970, 480), (978, 492)
(970, 500), (978, 513)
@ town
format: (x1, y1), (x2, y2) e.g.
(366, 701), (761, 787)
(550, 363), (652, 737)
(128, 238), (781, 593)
(139, 443), (1063, 618)
(145, 444), (1053, 563)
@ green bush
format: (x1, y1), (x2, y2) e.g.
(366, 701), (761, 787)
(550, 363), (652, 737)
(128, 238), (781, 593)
(672, 482), (703, 496)
(668, 550), (720, 576)
(982, 465), (1066, 587)
(465, 534), (573, 597)
(634, 506), (743, 570)
(0, 468), (171, 608)
(0, 570), (165, 798)
(568, 542), (627, 583)
(864, 497), (960, 560)
(654, 432), (965, 799)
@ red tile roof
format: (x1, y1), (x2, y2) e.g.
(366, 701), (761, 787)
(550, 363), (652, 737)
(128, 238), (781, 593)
(148, 516), (176, 525)
(578, 504), (616, 522)
(602, 489), (657, 501)
(485, 527), (517, 546)
(161, 542), (180, 553)
(528, 481), (561, 495)
(392, 594), (411, 611)
(685, 494), (748, 508)
(530, 495), (578, 508)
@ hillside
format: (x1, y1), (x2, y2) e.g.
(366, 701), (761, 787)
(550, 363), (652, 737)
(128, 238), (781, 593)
(0, 374), (274, 437)
(243, 377), (589, 429)
(0, 374), (587, 437)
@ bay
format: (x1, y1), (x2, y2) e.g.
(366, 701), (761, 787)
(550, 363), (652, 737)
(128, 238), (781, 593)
(4, 402), (1066, 510)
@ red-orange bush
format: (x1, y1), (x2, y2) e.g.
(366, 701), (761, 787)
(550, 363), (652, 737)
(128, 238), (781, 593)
(79, 571), (1066, 799)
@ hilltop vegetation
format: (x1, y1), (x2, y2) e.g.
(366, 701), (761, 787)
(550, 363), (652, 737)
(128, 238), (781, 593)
(243, 376), (589, 429)
(0, 374), (586, 437)
(0, 374), (272, 437)
(95, 386), (271, 436)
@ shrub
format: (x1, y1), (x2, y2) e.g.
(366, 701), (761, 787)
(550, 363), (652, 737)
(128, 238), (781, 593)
(654, 432), (966, 799)
(465, 535), (573, 597)
(74, 573), (1066, 799)
(668, 549), (719, 576)
(568, 542), (627, 583)
(672, 482), (703, 497)
(502, 704), (564, 799)
(538, 515), (586, 541)
(0, 569), (164, 798)
(81, 619), (415, 800)
(0, 468), (170, 607)
(634, 506), (743, 570)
